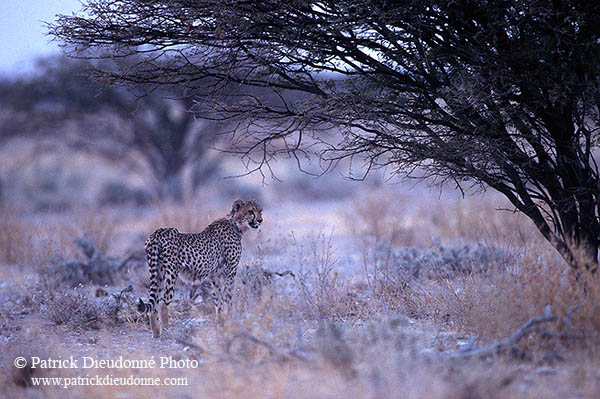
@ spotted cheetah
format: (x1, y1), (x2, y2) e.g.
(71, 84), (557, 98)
(137, 199), (263, 338)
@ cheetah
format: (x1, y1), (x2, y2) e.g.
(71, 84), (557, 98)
(137, 199), (263, 338)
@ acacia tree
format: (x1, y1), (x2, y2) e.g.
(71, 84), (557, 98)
(0, 57), (222, 201)
(51, 0), (600, 271)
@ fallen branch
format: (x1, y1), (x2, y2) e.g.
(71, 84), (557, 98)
(536, 305), (591, 341)
(559, 305), (580, 336)
(51, 236), (144, 287)
(451, 305), (556, 359)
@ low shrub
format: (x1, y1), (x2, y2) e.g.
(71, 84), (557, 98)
(398, 245), (600, 356)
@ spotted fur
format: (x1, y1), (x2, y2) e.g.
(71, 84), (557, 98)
(137, 199), (263, 337)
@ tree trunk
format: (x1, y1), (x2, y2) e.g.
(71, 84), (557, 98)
(571, 233), (599, 274)
(157, 173), (184, 203)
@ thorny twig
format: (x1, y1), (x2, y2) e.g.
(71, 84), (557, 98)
(265, 269), (296, 279)
(111, 285), (134, 303)
(226, 332), (311, 362)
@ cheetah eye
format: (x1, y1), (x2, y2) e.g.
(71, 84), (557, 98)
(249, 210), (255, 216)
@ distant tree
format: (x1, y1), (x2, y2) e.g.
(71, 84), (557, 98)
(0, 57), (223, 201)
(51, 1), (600, 271)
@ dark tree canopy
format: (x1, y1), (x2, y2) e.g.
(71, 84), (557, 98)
(51, 0), (600, 270)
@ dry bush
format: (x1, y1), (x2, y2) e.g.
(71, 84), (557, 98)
(209, 264), (299, 348)
(361, 239), (514, 318)
(33, 280), (140, 330)
(295, 232), (343, 319)
(405, 245), (600, 354)
(371, 242), (512, 282)
(96, 285), (143, 326)
(232, 261), (296, 314)
(46, 235), (128, 287)
(294, 232), (368, 320)
(29, 261), (140, 329)
(38, 286), (101, 330)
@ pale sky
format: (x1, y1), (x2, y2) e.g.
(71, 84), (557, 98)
(0, 0), (82, 76)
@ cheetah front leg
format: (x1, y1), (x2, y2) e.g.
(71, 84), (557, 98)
(222, 275), (235, 309)
(211, 274), (235, 323)
(216, 253), (240, 320)
(159, 302), (169, 330)
(208, 279), (224, 322)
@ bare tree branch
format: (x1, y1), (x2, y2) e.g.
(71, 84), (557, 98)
(49, 0), (600, 269)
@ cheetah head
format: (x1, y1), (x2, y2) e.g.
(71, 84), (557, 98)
(230, 199), (263, 230)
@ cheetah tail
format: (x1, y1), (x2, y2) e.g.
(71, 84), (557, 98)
(141, 235), (161, 314)
(137, 297), (153, 313)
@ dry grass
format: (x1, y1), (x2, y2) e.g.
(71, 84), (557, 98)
(348, 188), (540, 249)
(345, 187), (600, 363)
(41, 288), (101, 330)
(4, 308), (600, 399)
(0, 206), (118, 267)
(151, 198), (213, 233)
(0, 209), (31, 265)
(424, 193), (537, 244)
(69, 208), (119, 254)
(346, 190), (416, 247)
(4, 187), (600, 398)
(295, 232), (349, 319)
(346, 188), (600, 355)
(0, 209), (72, 266)
(400, 245), (600, 357)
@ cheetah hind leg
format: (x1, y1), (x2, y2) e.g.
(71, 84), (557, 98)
(150, 311), (160, 338)
(159, 302), (169, 330)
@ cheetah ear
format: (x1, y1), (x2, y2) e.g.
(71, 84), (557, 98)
(253, 199), (263, 211)
(251, 199), (262, 211)
(232, 199), (244, 213)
